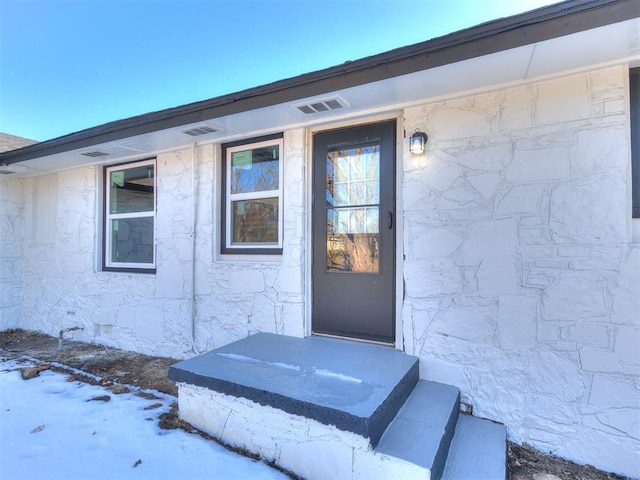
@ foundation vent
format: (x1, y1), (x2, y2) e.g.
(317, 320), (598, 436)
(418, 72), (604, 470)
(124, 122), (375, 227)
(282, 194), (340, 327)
(183, 125), (218, 136)
(295, 97), (348, 115)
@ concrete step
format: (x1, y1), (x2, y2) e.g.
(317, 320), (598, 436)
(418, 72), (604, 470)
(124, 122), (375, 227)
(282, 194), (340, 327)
(376, 380), (460, 480)
(169, 333), (507, 479)
(168, 332), (419, 446)
(442, 414), (507, 480)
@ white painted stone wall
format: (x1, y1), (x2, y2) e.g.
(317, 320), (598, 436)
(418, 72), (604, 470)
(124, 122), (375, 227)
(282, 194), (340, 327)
(4, 62), (638, 477)
(402, 65), (639, 478)
(0, 175), (25, 328)
(177, 383), (430, 480)
(191, 130), (307, 351)
(11, 129), (306, 360)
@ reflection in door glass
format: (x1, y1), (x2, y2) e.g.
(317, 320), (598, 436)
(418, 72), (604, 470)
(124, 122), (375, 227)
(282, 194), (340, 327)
(326, 145), (379, 207)
(326, 144), (380, 273)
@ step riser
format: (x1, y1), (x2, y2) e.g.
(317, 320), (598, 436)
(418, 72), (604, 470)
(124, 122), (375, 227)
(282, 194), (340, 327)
(432, 392), (459, 480)
(368, 361), (419, 446)
(178, 382), (434, 480)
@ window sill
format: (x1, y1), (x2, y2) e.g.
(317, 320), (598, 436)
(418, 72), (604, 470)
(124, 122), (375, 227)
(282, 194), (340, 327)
(101, 267), (156, 275)
(217, 253), (283, 263)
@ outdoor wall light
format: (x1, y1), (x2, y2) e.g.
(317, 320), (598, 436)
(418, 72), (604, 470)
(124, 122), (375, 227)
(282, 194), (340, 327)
(409, 129), (428, 155)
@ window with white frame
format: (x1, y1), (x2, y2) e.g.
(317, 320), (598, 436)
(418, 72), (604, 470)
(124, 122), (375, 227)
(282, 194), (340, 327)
(104, 159), (156, 272)
(222, 134), (283, 254)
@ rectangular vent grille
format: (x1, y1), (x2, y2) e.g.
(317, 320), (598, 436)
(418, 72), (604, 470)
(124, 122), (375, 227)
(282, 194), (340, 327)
(296, 97), (347, 115)
(183, 126), (218, 136)
(81, 151), (109, 157)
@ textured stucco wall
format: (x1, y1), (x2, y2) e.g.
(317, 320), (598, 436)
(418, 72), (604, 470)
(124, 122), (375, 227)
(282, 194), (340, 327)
(402, 65), (639, 477)
(0, 175), (25, 328)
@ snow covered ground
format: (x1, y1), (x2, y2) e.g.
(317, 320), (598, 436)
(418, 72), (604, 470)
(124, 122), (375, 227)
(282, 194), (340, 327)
(0, 358), (289, 480)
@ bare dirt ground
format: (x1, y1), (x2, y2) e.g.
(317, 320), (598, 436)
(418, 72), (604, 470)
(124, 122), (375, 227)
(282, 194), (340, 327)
(0, 329), (629, 480)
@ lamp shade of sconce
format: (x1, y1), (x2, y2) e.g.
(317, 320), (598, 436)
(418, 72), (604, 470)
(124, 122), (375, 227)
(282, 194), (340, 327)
(409, 130), (428, 155)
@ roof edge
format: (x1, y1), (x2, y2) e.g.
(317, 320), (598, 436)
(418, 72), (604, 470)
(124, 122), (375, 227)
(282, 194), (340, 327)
(1, 0), (637, 165)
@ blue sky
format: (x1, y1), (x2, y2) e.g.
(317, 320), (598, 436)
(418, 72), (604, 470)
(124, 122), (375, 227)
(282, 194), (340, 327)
(0, 0), (558, 141)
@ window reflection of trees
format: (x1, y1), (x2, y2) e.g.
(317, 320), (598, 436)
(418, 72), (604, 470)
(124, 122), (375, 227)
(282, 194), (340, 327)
(325, 144), (380, 273)
(231, 146), (279, 194)
(233, 198), (278, 244)
(229, 145), (280, 245)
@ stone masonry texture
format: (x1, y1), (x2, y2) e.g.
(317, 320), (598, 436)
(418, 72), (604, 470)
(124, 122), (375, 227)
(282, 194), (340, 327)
(0, 66), (638, 477)
(402, 66), (638, 477)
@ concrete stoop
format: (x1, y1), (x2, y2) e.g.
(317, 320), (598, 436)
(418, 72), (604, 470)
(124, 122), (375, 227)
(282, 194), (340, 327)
(169, 333), (506, 480)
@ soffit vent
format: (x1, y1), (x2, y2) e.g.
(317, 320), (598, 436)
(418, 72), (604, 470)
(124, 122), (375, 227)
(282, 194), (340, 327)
(81, 151), (109, 158)
(183, 125), (218, 136)
(295, 97), (348, 115)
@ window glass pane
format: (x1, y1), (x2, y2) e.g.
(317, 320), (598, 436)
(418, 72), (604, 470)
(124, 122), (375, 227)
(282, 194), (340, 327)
(230, 145), (279, 194)
(232, 198), (278, 244)
(326, 206), (379, 273)
(109, 165), (155, 214)
(110, 217), (154, 264)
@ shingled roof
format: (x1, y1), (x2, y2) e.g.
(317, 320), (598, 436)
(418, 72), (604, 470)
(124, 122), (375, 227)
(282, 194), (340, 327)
(0, 133), (37, 154)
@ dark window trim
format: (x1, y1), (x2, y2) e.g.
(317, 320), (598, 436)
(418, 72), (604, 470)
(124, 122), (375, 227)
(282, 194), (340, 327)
(102, 266), (157, 274)
(102, 157), (157, 273)
(221, 133), (284, 255)
(631, 67), (639, 218)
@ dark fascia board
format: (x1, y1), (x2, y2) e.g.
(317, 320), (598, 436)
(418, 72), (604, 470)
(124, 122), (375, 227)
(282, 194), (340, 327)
(1, 0), (637, 165)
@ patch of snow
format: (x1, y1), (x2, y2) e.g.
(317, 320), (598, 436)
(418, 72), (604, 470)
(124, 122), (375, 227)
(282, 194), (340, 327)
(217, 353), (300, 371)
(312, 368), (362, 384)
(0, 359), (288, 480)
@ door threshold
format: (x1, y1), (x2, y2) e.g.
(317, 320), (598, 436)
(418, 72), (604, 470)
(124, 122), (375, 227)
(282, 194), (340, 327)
(312, 332), (395, 348)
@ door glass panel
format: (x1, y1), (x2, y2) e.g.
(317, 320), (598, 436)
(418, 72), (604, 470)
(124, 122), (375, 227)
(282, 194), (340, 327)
(325, 142), (380, 273)
(326, 145), (379, 208)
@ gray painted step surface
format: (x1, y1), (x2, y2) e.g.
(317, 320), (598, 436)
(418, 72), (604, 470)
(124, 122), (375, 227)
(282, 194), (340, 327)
(377, 380), (460, 480)
(169, 333), (419, 446)
(442, 414), (507, 480)
(170, 333), (507, 479)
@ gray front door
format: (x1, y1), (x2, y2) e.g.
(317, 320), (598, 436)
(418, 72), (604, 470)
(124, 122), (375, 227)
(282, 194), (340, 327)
(312, 120), (396, 344)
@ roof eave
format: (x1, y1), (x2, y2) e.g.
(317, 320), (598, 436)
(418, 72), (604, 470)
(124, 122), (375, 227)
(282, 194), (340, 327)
(1, 0), (637, 165)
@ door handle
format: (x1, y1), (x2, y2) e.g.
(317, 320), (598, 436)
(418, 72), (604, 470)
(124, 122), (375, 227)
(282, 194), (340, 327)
(388, 211), (393, 229)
